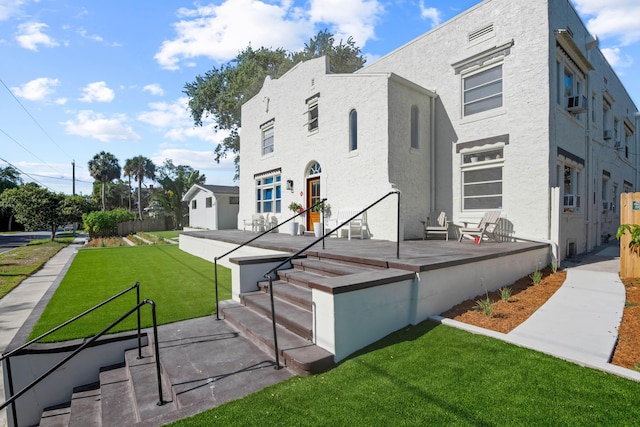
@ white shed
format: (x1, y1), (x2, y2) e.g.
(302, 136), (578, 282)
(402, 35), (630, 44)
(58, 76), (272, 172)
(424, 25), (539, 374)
(182, 184), (240, 230)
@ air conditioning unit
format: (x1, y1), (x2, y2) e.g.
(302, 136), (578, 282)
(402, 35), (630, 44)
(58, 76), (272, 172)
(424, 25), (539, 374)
(566, 95), (587, 113)
(614, 140), (623, 149)
(563, 194), (577, 208)
(603, 129), (613, 140)
(602, 201), (613, 211)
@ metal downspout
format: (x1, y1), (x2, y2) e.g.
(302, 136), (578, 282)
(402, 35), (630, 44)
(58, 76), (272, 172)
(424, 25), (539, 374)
(430, 95), (436, 211)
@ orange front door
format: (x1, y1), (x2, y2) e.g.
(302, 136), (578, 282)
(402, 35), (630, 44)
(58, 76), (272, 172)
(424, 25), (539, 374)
(307, 177), (320, 230)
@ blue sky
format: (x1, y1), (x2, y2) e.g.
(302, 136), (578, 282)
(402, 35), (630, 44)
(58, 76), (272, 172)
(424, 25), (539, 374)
(1, 0), (639, 196)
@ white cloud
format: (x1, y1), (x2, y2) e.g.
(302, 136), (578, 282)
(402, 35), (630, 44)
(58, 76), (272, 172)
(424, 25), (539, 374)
(155, 0), (384, 70)
(152, 148), (235, 172)
(62, 110), (141, 142)
(79, 81), (115, 103)
(0, 0), (27, 21)
(572, 0), (640, 45)
(419, 2), (441, 27)
(307, 0), (383, 47)
(138, 97), (223, 143)
(77, 27), (104, 43)
(601, 47), (633, 69)
(11, 77), (60, 101)
(15, 21), (59, 51)
(143, 83), (164, 96)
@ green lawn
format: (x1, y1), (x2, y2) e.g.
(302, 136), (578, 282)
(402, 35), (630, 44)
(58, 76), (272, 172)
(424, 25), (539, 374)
(147, 230), (181, 240)
(29, 244), (231, 342)
(171, 321), (640, 426)
(0, 238), (73, 299)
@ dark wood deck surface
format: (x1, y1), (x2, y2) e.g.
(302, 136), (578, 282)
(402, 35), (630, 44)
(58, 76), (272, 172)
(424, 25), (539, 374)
(181, 230), (549, 273)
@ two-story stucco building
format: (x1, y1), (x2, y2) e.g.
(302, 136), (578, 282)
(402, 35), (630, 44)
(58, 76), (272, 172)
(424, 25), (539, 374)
(238, 0), (638, 260)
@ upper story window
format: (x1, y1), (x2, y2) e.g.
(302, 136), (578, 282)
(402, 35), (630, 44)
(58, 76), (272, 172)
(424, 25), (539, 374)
(306, 94), (319, 132)
(349, 109), (358, 151)
(463, 64), (503, 116)
(191, 200), (197, 209)
(410, 105), (419, 149)
(261, 121), (274, 155)
(205, 197), (213, 208)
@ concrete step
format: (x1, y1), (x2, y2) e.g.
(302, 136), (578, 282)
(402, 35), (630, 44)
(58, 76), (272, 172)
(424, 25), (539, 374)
(257, 280), (312, 310)
(99, 362), (138, 426)
(240, 291), (312, 340)
(68, 382), (101, 427)
(39, 402), (71, 427)
(222, 302), (334, 376)
(291, 257), (380, 276)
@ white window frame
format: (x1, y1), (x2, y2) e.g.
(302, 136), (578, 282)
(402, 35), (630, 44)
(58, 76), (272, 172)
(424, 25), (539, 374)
(306, 96), (319, 133)
(205, 197), (213, 208)
(261, 122), (274, 156)
(256, 174), (281, 214)
(560, 162), (582, 213)
(462, 64), (503, 117)
(460, 147), (504, 211)
(349, 109), (358, 151)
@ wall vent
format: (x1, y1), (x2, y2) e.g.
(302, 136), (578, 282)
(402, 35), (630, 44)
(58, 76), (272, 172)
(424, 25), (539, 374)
(567, 241), (576, 258)
(468, 24), (494, 43)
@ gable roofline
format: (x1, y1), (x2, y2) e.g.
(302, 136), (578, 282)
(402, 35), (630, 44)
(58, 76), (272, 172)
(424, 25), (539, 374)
(182, 184), (239, 202)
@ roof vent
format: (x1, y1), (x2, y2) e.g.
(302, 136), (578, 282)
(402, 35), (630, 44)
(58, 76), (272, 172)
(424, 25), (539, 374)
(468, 24), (494, 43)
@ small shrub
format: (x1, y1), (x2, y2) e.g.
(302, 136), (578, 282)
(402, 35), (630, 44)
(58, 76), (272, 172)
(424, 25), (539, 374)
(474, 297), (494, 318)
(498, 286), (512, 301)
(625, 301), (638, 308)
(530, 265), (543, 286)
(550, 257), (558, 274)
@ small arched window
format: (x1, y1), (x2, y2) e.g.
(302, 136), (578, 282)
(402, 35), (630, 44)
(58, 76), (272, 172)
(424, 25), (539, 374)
(349, 109), (358, 151)
(410, 105), (419, 149)
(309, 162), (322, 175)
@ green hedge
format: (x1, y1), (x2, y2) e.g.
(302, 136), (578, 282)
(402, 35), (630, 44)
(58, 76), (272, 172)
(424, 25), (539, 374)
(83, 209), (136, 238)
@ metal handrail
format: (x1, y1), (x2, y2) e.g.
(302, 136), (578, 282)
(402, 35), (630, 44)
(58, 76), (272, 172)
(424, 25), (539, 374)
(264, 190), (401, 369)
(213, 198), (327, 320)
(0, 283), (159, 426)
(0, 300), (164, 419)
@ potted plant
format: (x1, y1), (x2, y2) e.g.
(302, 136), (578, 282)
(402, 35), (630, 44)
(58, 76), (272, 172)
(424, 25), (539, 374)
(287, 201), (303, 235)
(311, 202), (331, 237)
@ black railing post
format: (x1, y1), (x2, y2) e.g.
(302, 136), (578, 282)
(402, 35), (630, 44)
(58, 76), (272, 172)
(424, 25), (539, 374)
(136, 281), (142, 359)
(396, 190), (401, 259)
(214, 258), (220, 320)
(267, 275), (281, 370)
(147, 300), (164, 406)
(6, 356), (17, 427)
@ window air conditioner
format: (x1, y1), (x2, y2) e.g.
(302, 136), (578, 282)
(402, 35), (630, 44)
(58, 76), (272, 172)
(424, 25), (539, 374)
(566, 95), (587, 113)
(603, 129), (613, 140)
(563, 194), (576, 208)
(602, 201), (612, 211)
(614, 140), (623, 149)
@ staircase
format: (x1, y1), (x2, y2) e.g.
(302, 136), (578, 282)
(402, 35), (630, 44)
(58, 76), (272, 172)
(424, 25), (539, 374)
(222, 255), (385, 376)
(31, 255), (383, 426)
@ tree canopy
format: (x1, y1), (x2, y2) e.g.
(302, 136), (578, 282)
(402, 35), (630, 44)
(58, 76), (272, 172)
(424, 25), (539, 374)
(184, 29), (365, 178)
(88, 151), (121, 211)
(154, 160), (205, 229)
(124, 156), (156, 220)
(0, 184), (94, 240)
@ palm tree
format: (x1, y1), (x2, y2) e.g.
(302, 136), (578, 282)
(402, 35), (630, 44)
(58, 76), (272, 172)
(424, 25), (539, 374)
(88, 151), (121, 210)
(124, 156), (156, 220)
(155, 160), (205, 228)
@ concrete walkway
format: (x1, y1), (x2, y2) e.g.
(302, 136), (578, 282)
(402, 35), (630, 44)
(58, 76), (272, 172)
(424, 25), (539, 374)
(439, 243), (640, 382)
(0, 239), (85, 427)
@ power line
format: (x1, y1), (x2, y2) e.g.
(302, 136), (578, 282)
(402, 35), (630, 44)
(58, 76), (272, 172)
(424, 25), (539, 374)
(0, 128), (60, 172)
(0, 78), (72, 159)
(0, 157), (54, 191)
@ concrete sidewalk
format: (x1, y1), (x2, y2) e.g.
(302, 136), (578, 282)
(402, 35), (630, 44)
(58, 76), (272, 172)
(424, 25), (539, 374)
(0, 239), (85, 427)
(440, 243), (640, 382)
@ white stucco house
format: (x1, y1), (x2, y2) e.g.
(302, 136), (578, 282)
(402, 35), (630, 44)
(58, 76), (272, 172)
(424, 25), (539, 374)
(238, 0), (639, 260)
(183, 184), (240, 230)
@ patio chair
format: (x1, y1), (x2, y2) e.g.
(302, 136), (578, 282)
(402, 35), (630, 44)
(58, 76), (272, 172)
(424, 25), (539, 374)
(421, 211), (449, 240)
(242, 214), (264, 232)
(457, 210), (501, 244)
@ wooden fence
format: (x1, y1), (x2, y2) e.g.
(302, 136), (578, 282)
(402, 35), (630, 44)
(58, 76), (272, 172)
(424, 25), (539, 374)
(117, 217), (173, 236)
(619, 192), (640, 278)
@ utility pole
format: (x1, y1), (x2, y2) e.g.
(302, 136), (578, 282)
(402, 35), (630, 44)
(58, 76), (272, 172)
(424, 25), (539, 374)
(72, 160), (76, 196)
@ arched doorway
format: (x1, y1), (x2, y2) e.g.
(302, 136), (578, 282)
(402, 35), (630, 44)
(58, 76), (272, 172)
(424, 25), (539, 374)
(306, 162), (322, 231)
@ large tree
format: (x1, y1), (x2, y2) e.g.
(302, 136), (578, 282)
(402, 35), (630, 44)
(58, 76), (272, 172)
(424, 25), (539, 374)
(0, 166), (23, 230)
(154, 160), (205, 229)
(124, 156), (156, 220)
(88, 151), (121, 211)
(184, 30), (365, 178)
(0, 184), (93, 240)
